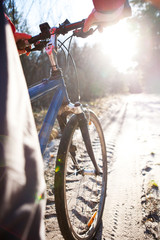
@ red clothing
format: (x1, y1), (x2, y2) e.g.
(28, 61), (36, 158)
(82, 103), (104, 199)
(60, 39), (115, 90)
(93, 0), (126, 12)
(4, 14), (16, 33)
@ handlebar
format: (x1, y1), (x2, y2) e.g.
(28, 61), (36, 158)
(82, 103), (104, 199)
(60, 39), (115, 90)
(17, 19), (95, 51)
(30, 19), (87, 43)
(56, 19), (85, 35)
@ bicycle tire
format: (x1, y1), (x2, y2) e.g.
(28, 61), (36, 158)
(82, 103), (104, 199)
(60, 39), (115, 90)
(55, 110), (107, 240)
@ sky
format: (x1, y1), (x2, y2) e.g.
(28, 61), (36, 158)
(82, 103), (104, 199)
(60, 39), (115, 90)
(15, 0), (93, 34)
(14, 0), (139, 73)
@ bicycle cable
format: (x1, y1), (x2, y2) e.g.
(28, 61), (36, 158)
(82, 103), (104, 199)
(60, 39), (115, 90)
(58, 36), (80, 102)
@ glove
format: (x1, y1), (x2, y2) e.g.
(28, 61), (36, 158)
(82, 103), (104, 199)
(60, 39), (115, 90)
(14, 32), (32, 56)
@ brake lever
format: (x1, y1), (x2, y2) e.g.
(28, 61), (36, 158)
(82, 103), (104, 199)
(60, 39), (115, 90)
(32, 40), (49, 51)
(73, 28), (94, 38)
(17, 39), (49, 52)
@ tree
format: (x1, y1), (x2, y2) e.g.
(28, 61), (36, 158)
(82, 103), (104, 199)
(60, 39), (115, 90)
(128, 0), (160, 93)
(3, 0), (19, 29)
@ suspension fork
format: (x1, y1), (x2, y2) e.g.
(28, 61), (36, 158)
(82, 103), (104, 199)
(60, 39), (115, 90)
(77, 112), (100, 176)
(58, 102), (101, 175)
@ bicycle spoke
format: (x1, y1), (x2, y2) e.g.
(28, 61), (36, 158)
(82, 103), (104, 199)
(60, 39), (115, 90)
(55, 111), (107, 240)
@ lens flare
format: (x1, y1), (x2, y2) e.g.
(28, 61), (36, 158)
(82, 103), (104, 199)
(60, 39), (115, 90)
(55, 166), (60, 173)
(99, 21), (138, 73)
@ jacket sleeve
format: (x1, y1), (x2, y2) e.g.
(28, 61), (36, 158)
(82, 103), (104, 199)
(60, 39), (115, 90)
(92, 0), (131, 19)
(0, 6), (46, 240)
(93, 0), (126, 13)
(4, 14), (16, 33)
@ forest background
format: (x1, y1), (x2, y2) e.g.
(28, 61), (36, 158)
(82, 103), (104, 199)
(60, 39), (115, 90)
(3, 0), (160, 108)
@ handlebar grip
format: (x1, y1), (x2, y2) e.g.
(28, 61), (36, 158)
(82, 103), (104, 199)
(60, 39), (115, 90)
(16, 36), (40, 50)
(73, 28), (94, 38)
(16, 36), (41, 50)
(16, 39), (28, 50)
(28, 34), (42, 44)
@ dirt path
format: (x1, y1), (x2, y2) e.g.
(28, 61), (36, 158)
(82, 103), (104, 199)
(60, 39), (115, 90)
(95, 94), (160, 240)
(44, 94), (160, 240)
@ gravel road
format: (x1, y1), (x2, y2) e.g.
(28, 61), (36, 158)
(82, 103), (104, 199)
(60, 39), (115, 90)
(44, 94), (160, 240)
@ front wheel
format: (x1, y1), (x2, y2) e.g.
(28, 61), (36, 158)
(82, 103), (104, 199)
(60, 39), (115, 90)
(55, 110), (107, 240)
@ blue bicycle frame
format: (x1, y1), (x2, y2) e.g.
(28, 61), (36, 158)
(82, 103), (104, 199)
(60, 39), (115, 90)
(27, 23), (100, 175)
(28, 25), (72, 155)
(29, 76), (69, 155)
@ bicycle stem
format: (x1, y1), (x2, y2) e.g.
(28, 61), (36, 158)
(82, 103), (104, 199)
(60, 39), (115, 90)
(48, 53), (57, 71)
(45, 29), (58, 72)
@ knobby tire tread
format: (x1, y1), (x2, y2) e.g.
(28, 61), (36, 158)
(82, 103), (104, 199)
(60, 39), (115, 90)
(54, 110), (107, 240)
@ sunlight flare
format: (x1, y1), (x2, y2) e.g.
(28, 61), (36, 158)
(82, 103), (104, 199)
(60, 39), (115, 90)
(99, 21), (138, 73)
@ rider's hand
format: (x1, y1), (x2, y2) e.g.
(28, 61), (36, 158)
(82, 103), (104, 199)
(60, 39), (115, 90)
(83, 9), (107, 33)
(14, 32), (32, 56)
(83, 4), (129, 33)
(83, 9), (98, 33)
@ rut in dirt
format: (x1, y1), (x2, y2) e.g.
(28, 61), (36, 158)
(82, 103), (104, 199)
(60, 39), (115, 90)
(95, 94), (160, 240)
(44, 94), (160, 240)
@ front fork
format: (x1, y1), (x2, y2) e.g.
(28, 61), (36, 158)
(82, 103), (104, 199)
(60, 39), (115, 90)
(58, 103), (100, 176)
(46, 37), (100, 176)
(77, 112), (100, 176)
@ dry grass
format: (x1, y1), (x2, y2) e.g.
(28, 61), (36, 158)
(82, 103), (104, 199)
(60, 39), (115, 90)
(33, 108), (59, 140)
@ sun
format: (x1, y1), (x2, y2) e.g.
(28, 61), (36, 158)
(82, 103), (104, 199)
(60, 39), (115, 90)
(98, 21), (138, 73)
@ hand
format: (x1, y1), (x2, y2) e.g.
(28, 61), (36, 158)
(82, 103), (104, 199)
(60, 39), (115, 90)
(83, 9), (98, 33)
(83, 9), (111, 33)
(14, 32), (32, 56)
(83, 5), (126, 33)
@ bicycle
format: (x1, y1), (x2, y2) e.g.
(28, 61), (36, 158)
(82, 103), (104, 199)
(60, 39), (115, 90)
(17, 19), (107, 240)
